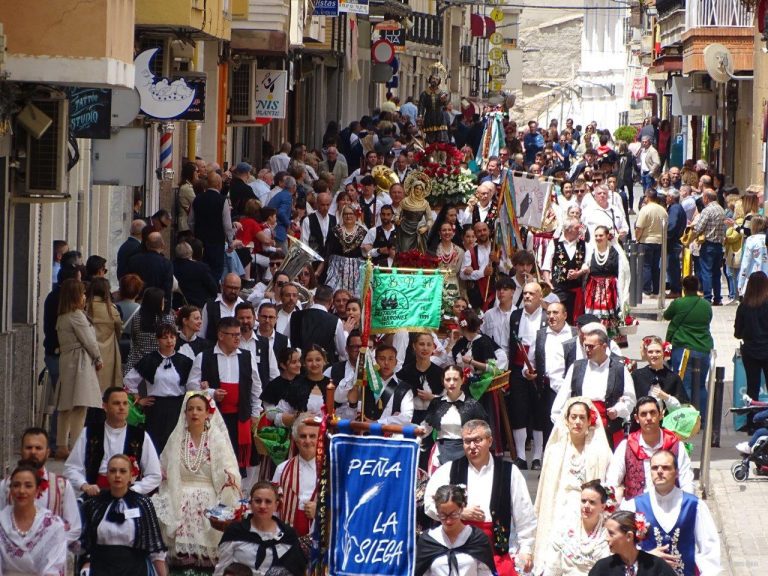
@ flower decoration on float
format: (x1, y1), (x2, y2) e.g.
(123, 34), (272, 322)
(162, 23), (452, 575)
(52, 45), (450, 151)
(128, 456), (141, 482)
(413, 142), (476, 206)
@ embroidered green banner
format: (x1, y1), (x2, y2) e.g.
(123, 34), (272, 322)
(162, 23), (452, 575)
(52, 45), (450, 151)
(370, 268), (443, 333)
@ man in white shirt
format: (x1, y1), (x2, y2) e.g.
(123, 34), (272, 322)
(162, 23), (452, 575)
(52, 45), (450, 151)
(522, 302), (577, 442)
(508, 282), (547, 469)
(607, 397), (694, 502)
(329, 331), (363, 411)
(269, 142), (292, 175)
(362, 205), (398, 267)
(620, 450), (720, 576)
(460, 182), (496, 228)
(272, 415), (319, 536)
(582, 185), (629, 243)
(0, 427), (81, 544)
(235, 302), (284, 386)
(275, 282), (300, 337)
(424, 420), (536, 575)
(250, 168), (274, 205)
(199, 273), (244, 341)
(64, 388), (162, 496)
(460, 222), (496, 311)
(480, 277), (516, 357)
(541, 218), (591, 323)
(301, 191), (335, 254)
(552, 329), (636, 448)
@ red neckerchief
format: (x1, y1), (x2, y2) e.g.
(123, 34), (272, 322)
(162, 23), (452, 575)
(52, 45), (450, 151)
(627, 428), (678, 460)
(37, 468), (49, 497)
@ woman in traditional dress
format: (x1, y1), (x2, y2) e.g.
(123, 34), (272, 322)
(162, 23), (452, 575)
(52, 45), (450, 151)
(542, 480), (611, 576)
(125, 287), (176, 373)
(81, 454), (168, 576)
(214, 482), (306, 576)
(262, 347), (305, 428)
(0, 462), (67, 575)
(123, 323), (195, 454)
(427, 204), (463, 252)
(152, 393), (242, 574)
(584, 226), (625, 345)
(423, 365), (489, 467)
(533, 397), (612, 574)
(176, 305), (213, 359)
(588, 511), (676, 576)
(397, 332), (445, 425)
(435, 221), (467, 309)
(415, 485), (495, 576)
(399, 172), (435, 253)
(55, 278), (103, 459)
(631, 336), (688, 412)
(324, 206), (367, 294)
(87, 277), (123, 393)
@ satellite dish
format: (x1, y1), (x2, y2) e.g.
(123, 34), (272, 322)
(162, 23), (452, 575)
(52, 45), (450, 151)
(110, 88), (141, 127)
(703, 43), (733, 84)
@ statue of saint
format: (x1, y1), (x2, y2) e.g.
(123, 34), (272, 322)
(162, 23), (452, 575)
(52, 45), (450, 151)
(398, 172), (435, 253)
(418, 72), (449, 144)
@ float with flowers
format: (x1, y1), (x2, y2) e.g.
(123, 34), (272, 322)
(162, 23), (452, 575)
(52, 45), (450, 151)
(412, 142), (476, 207)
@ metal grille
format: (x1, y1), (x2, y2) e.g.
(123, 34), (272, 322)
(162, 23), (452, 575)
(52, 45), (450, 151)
(28, 100), (61, 191)
(230, 63), (252, 119)
(138, 38), (165, 77)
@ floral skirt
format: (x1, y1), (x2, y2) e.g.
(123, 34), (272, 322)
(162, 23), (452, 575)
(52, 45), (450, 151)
(584, 275), (621, 340)
(325, 254), (363, 296)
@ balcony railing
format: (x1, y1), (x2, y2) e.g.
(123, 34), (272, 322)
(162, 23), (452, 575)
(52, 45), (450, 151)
(685, 0), (753, 29)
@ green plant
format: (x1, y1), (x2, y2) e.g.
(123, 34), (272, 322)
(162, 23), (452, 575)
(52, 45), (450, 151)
(614, 125), (638, 144)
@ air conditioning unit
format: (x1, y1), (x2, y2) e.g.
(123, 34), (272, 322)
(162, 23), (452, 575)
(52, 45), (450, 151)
(14, 98), (69, 201)
(690, 74), (712, 94)
(459, 45), (474, 66)
(229, 60), (256, 122)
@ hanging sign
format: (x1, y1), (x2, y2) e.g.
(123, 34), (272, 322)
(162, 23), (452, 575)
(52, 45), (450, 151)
(314, 0), (339, 16)
(512, 174), (552, 229)
(329, 434), (419, 576)
(375, 20), (406, 53)
(134, 49), (196, 120)
(370, 269), (443, 333)
(254, 69), (288, 120)
(339, 0), (369, 14)
(66, 88), (112, 139)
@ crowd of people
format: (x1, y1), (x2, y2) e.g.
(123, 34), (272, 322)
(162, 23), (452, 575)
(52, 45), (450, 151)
(6, 105), (738, 576)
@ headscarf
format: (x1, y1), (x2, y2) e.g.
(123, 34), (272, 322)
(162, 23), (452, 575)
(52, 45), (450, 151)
(533, 396), (613, 574)
(153, 391), (241, 544)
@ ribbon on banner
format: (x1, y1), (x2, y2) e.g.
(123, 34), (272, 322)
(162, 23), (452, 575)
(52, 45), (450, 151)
(329, 434), (419, 576)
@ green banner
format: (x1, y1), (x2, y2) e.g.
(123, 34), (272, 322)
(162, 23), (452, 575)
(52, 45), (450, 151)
(370, 268), (443, 333)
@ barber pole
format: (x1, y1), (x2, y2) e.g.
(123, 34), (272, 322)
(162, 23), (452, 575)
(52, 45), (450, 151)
(159, 123), (174, 180)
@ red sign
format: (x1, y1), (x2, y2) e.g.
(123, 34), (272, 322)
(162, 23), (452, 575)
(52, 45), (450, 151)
(631, 77), (649, 101)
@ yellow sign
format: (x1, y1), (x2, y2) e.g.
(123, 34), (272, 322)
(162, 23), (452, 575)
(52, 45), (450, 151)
(489, 32), (503, 46)
(490, 8), (504, 23)
(489, 64), (502, 78)
(488, 47), (504, 61)
(490, 80), (504, 92)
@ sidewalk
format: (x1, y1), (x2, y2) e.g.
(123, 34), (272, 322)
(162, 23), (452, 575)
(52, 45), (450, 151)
(630, 296), (768, 576)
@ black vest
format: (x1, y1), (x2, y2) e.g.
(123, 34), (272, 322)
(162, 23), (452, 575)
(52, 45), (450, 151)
(204, 300), (223, 342)
(371, 225), (398, 266)
(176, 336), (213, 358)
(192, 189), (226, 244)
(570, 356), (625, 408)
(363, 377), (409, 421)
(449, 455), (512, 554)
(424, 397), (489, 430)
(200, 349), (254, 422)
(134, 351), (193, 397)
(290, 308), (339, 363)
(329, 361), (347, 388)
(551, 239), (586, 290)
(509, 308), (547, 367)
(85, 424), (145, 484)
(307, 213), (336, 254)
(254, 331), (289, 388)
(533, 326), (577, 388)
(360, 197), (378, 229)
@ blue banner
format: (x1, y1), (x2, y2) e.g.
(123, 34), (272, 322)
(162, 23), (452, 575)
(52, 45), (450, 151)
(329, 434), (419, 576)
(314, 0), (339, 16)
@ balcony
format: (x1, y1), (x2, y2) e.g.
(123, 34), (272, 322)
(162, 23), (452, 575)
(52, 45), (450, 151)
(681, 0), (754, 74)
(135, 0), (231, 41)
(230, 0), (290, 54)
(0, 0), (135, 88)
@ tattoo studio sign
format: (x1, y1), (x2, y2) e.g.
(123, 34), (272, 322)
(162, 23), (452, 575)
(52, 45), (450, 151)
(370, 268), (443, 333)
(330, 435), (419, 575)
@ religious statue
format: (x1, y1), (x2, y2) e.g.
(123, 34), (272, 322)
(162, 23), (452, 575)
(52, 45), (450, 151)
(398, 171), (435, 253)
(418, 63), (450, 144)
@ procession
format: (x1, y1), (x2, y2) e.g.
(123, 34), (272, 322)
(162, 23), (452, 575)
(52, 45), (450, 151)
(7, 1), (768, 575)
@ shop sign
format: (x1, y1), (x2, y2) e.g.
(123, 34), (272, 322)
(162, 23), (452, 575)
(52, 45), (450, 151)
(254, 69), (288, 120)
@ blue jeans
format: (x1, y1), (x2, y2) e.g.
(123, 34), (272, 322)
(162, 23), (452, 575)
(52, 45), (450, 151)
(723, 263), (737, 300)
(671, 347), (710, 422)
(698, 241), (723, 303)
(641, 171), (655, 192)
(749, 427), (768, 446)
(641, 243), (661, 294)
(667, 242), (682, 292)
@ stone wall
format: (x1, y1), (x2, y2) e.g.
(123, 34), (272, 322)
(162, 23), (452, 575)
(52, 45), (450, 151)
(0, 325), (36, 474)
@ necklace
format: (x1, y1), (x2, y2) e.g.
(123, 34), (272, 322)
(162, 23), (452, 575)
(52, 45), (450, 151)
(437, 242), (456, 265)
(11, 511), (32, 537)
(182, 428), (208, 472)
(594, 246), (610, 266)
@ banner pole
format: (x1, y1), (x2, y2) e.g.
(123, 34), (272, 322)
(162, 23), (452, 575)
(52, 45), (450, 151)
(303, 417), (427, 437)
(372, 266), (446, 275)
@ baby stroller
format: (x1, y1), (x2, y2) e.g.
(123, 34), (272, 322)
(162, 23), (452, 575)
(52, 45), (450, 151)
(731, 399), (768, 481)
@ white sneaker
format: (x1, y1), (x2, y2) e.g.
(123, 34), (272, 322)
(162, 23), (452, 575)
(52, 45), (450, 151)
(736, 441), (752, 455)
(743, 394), (754, 406)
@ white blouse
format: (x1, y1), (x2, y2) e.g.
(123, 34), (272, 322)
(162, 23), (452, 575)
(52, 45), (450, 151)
(0, 507), (67, 576)
(96, 500), (167, 561)
(422, 525), (493, 576)
(214, 524), (292, 576)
